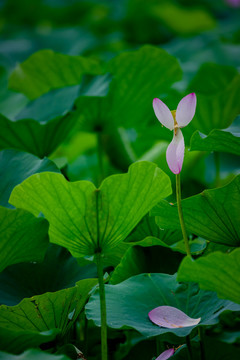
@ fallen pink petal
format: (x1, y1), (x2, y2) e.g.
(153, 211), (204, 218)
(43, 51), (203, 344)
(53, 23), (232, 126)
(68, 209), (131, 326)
(156, 348), (175, 360)
(148, 306), (201, 329)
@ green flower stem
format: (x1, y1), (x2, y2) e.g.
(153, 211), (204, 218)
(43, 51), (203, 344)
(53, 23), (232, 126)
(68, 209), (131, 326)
(198, 327), (206, 360)
(83, 314), (89, 355)
(214, 152), (220, 187)
(97, 132), (104, 187)
(96, 252), (108, 360)
(186, 335), (193, 360)
(156, 336), (165, 355)
(176, 173), (191, 257)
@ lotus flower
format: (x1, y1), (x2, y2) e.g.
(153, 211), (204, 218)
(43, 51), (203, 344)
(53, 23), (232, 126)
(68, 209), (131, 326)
(149, 305), (201, 329)
(153, 93), (196, 174)
(156, 348), (175, 360)
(226, 0), (240, 7)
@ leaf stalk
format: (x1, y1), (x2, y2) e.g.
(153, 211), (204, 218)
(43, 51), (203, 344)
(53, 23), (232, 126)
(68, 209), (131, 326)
(96, 252), (108, 360)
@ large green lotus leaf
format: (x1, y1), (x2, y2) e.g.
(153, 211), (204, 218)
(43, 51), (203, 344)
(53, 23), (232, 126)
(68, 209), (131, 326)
(0, 278), (97, 354)
(106, 45), (182, 128)
(0, 206), (49, 273)
(152, 175), (240, 246)
(10, 162), (172, 258)
(69, 47), (181, 171)
(15, 85), (80, 123)
(0, 349), (70, 360)
(190, 129), (240, 156)
(0, 84), (82, 157)
(0, 149), (60, 208)
(189, 63), (240, 134)
(0, 112), (77, 158)
(86, 273), (240, 339)
(0, 244), (97, 306)
(178, 248), (240, 304)
(9, 49), (102, 99)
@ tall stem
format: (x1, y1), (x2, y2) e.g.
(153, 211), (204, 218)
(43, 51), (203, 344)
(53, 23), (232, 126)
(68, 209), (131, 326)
(176, 173), (191, 257)
(198, 327), (206, 360)
(214, 152), (220, 188)
(186, 335), (193, 360)
(156, 336), (165, 355)
(97, 132), (104, 187)
(96, 253), (108, 360)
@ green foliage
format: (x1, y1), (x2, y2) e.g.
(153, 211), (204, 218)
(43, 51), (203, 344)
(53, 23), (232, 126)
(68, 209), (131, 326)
(171, 336), (240, 359)
(73, 46), (182, 170)
(106, 45), (182, 128)
(0, 244), (97, 306)
(0, 149), (60, 208)
(86, 273), (240, 340)
(0, 114), (79, 158)
(150, 2), (216, 35)
(152, 175), (240, 246)
(1, 1), (240, 358)
(0, 206), (48, 272)
(109, 241), (183, 285)
(190, 129), (240, 156)
(0, 349), (71, 360)
(0, 85), (81, 158)
(9, 50), (103, 99)
(189, 63), (240, 134)
(178, 248), (240, 304)
(0, 278), (97, 353)
(10, 161), (172, 258)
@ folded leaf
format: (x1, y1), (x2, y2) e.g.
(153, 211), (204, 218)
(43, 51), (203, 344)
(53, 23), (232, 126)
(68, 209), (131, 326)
(0, 278), (97, 353)
(0, 206), (49, 273)
(190, 129), (240, 156)
(0, 149), (59, 208)
(0, 82), (81, 158)
(0, 244), (97, 306)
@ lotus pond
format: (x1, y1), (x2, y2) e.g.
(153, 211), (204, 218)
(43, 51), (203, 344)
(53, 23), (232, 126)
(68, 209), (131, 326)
(0, 1), (240, 360)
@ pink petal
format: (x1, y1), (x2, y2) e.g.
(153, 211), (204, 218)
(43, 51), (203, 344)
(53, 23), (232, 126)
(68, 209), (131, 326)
(156, 349), (175, 360)
(149, 306), (201, 329)
(166, 129), (185, 174)
(153, 98), (174, 130)
(176, 93), (196, 127)
(226, 0), (240, 7)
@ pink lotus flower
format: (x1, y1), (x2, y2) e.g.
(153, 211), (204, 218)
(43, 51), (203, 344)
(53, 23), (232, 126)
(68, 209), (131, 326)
(149, 305), (201, 329)
(156, 348), (175, 360)
(153, 93), (196, 174)
(225, 0), (240, 7)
